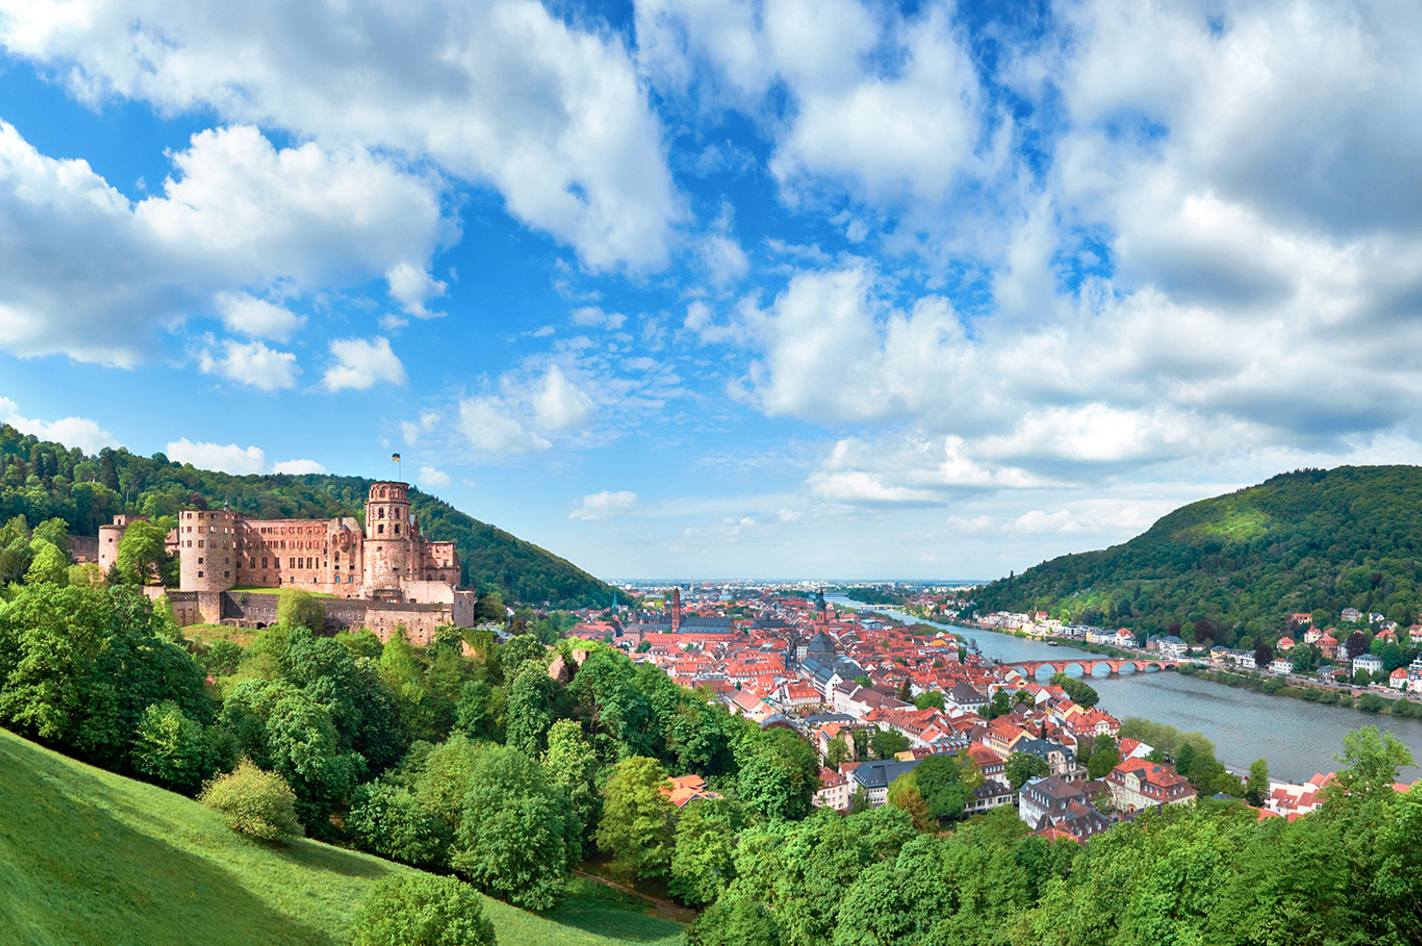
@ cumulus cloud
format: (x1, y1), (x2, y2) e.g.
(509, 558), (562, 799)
(570, 489), (637, 519)
(322, 336), (407, 391)
(532, 365), (594, 431)
(0, 398), (119, 453)
(458, 396), (551, 455)
(387, 263), (447, 318)
(167, 438), (326, 475)
(272, 459), (327, 474)
(166, 438), (267, 475)
(198, 339), (300, 391)
(216, 291), (304, 341)
(0, 121), (449, 365)
(419, 466), (451, 486)
(1, 0), (681, 271)
(570, 306), (627, 330)
(401, 411), (442, 445)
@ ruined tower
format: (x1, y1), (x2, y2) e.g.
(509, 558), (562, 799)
(362, 481), (413, 599)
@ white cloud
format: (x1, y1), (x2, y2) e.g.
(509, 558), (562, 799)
(570, 306), (627, 330)
(457, 396), (551, 455)
(0, 121), (449, 365)
(531, 365), (594, 431)
(0, 397), (119, 453)
(419, 466), (451, 486)
(1010, 510), (1084, 534)
(322, 336), (406, 392)
(272, 459), (326, 474)
(401, 410), (442, 445)
(198, 339), (300, 391)
(216, 291), (303, 341)
(386, 263), (447, 319)
(570, 489), (637, 520)
(167, 438), (266, 475)
(2, 0), (682, 270)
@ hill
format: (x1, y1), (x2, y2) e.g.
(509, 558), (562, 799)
(0, 424), (614, 608)
(0, 725), (683, 946)
(972, 465), (1422, 648)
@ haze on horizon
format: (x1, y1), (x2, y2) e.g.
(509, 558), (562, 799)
(2, 0), (1420, 582)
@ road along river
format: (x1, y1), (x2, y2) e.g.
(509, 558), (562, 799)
(824, 595), (1422, 784)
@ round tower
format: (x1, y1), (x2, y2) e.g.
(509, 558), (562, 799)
(363, 481), (413, 596)
(179, 508), (240, 592)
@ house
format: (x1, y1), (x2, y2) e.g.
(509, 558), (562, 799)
(846, 758), (921, 807)
(1014, 738), (1080, 780)
(1353, 653), (1384, 677)
(1157, 635), (1188, 659)
(814, 767), (852, 811)
(1275, 636), (1296, 652)
(965, 778), (1016, 814)
(1341, 608), (1362, 623)
(945, 681), (989, 713)
(1317, 634), (1339, 659)
(1389, 668), (1408, 690)
(1105, 758), (1196, 812)
(661, 775), (723, 808)
(1269, 657), (1294, 675)
(1303, 627), (1323, 645)
(1018, 776), (1110, 840)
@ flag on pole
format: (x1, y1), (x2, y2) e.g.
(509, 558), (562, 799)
(392, 453), (401, 462)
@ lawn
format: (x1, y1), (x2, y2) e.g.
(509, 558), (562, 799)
(0, 728), (686, 946)
(182, 623), (259, 648)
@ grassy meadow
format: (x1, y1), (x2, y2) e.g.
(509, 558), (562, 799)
(0, 727), (685, 946)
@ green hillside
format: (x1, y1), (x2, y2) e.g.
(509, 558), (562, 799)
(0, 424), (614, 607)
(973, 466), (1422, 647)
(0, 726), (683, 946)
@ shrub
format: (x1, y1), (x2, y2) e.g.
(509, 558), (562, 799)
(199, 759), (304, 842)
(686, 898), (779, 946)
(351, 874), (496, 946)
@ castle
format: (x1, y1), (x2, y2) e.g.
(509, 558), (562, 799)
(99, 481), (477, 643)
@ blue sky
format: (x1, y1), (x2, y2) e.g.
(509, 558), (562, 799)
(3, 0), (1422, 580)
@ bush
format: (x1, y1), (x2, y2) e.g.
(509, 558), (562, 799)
(203, 640), (244, 676)
(351, 874), (496, 946)
(199, 759), (304, 842)
(686, 898), (779, 946)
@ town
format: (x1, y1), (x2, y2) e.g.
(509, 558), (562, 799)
(549, 585), (1405, 839)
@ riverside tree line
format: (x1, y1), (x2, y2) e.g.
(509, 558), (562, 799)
(0, 578), (1420, 945)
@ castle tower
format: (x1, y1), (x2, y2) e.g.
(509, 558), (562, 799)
(178, 508), (240, 592)
(671, 587), (682, 632)
(363, 481), (413, 598)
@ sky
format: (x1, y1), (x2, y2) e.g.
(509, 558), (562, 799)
(2, 0), (1422, 581)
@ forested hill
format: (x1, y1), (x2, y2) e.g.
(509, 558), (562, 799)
(973, 465), (1422, 646)
(0, 424), (614, 608)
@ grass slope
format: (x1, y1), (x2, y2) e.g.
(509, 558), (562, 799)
(973, 465), (1422, 642)
(0, 727), (684, 946)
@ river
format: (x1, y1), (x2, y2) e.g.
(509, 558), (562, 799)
(823, 595), (1422, 784)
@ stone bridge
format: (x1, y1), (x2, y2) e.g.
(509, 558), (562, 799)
(1000, 657), (1184, 678)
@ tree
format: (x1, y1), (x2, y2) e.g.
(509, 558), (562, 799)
(504, 665), (555, 756)
(276, 588), (327, 632)
(451, 746), (579, 910)
(24, 540), (68, 586)
(1331, 726), (1415, 798)
(736, 728), (821, 822)
(871, 729), (910, 760)
(1048, 672), (1099, 708)
(848, 785), (872, 814)
(497, 633), (546, 682)
(351, 874), (496, 946)
(686, 898), (780, 946)
(671, 798), (745, 906)
(348, 779), (454, 871)
(542, 719), (599, 854)
(474, 589), (505, 623)
(1254, 640), (1274, 668)
(886, 772), (934, 832)
(898, 677), (913, 701)
(1005, 752), (1050, 790)
(912, 690), (945, 712)
(116, 518), (175, 586)
(825, 735), (851, 769)
(1086, 745), (1120, 780)
(597, 755), (677, 882)
(913, 753), (978, 822)
(133, 700), (213, 793)
(1245, 758), (1269, 806)
(455, 680), (505, 742)
(200, 759), (303, 842)
(985, 690), (1013, 720)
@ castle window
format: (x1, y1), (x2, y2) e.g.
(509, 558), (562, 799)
(394, 525), (400, 535)
(262, 558), (268, 568)
(224, 571), (230, 578)
(379, 508), (385, 518)
(378, 524), (385, 534)
(198, 540), (204, 548)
